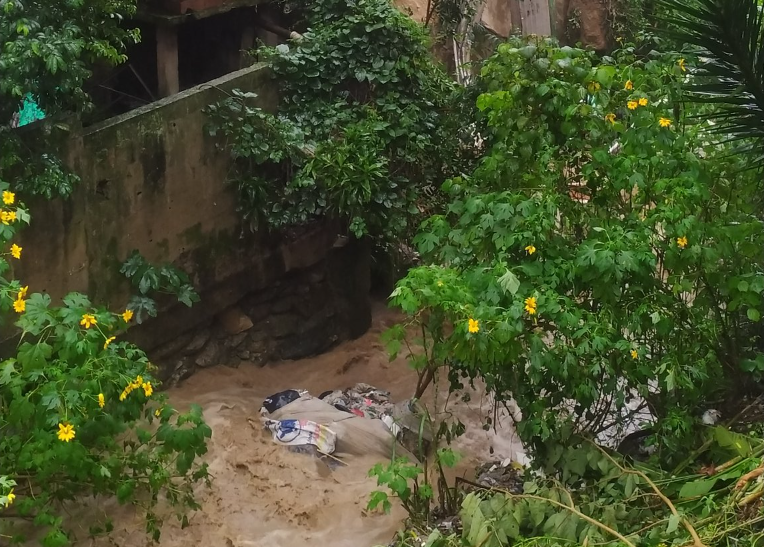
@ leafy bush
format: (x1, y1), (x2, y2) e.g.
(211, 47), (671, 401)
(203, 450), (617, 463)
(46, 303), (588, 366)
(0, 185), (211, 545)
(120, 250), (200, 324)
(387, 36), (764, 462)
(0, 0), (140, 200)
(420, 434), (764, 547)
(205, 0), (478, 240)
(368, 407), (463, 526)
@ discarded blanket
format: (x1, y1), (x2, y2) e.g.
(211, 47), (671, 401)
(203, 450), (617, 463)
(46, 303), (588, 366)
(264, 418), (337, 455)
(259, 384), (426, 461)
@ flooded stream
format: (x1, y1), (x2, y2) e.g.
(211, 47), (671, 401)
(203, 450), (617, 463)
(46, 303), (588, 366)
(73, 303), (522, 547)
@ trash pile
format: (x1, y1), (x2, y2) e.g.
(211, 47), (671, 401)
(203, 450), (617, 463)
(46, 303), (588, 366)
(260, 383), (430, 465)
(473, 459), (524, 494)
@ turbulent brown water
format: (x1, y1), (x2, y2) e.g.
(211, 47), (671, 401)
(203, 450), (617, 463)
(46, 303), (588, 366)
(71, 303), (522, 547)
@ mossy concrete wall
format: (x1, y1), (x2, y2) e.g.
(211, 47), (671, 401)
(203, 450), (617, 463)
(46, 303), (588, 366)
(14, 64), (366, 355)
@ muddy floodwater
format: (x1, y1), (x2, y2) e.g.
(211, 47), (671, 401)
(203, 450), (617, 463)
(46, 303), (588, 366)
(72, 303), (523, 547)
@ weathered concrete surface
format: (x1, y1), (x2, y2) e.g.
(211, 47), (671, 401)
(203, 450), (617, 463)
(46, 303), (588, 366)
(563, 0), (609, 50)
(480, 0), (515, 38)
(393, 0), (516, 38)
(14, 63), (369, 355)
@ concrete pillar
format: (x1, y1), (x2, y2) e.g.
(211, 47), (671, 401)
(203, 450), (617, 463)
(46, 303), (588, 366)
(156, 25), (179, 97)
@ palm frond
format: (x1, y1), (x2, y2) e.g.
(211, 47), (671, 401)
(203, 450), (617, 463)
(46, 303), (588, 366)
(660, 0), (764, 161)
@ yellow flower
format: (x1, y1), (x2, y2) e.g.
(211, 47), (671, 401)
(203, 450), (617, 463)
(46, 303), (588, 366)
(468, 318), (480, 334)
(135, 375), (143, 386)
(18, 286), (28, 299)
(155, 408), (162, 417)
(524, 296), (538, 315)
(4, 489), (15, 507)
(627, 100), (638, 110)
(638, 97), (648, 107)
(10, 244), (21, 259)
(587, 81), (601, 93)
(13, 298), (25, 313)
(122, 309), (134, 322)
(659, 117), (672, 128)
(525, 245), (537, 255)
(630, 349), (638, 360)
(1, 211), (12, 225)
(2, 191), (15, 205)
(678, 58), (686, 72)
(80, 313), (97, 329)
(624, 79), (633, 90)
(142, 382), (153, 397)
(119, 390), (128, 402)
(104, 336), (116, 349)
(57, 422), (76, 442)
(677, 236), (688, 249)
(98, 393), (105, 408)
(605, 113), (616, 125)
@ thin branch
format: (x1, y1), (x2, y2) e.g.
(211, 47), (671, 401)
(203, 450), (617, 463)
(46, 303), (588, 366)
(591, 442), (708, 547)
(457, 478), (637, 547)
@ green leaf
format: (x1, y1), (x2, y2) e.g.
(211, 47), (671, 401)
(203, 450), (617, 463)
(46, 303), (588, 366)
(0, 360), (17, 385)
(500, 511), (521, 539)
(17, 341), (53, 370)
(624, 473), (636, 497)
(666, 513), (680, 534)
(120, 250), (146, 278)
(678, 478), (717, 499)
(42, 529), (69, 547)
(138, 269), (160, 295)
(437, 447), (460, 468)
(40, 392), (60, 410)
(498, 270), (521, 295)
(62, 292), (90, 309)
(594, 65), (616, 85)
(116, 480), (135, 503)
(714, 426), (752, 456)
(367, 490), (390, 512)
(564, 447), (588, 478)
(21, 292), (54, 332)
(747, 308), (760, 321)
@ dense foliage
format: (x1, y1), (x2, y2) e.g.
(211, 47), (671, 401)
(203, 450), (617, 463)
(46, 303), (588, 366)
(206, 0), (478, 241)
(660, 0), (764, 167)
(388, 37), (764, 463)
(380, 432), (764, 547)
(0, 2), (212, 545)
(0, 0), (139, 198)
(0, 191), (211, 546)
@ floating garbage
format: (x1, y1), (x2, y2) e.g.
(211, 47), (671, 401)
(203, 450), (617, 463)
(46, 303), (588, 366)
(261, 389), (306, 414)
(259, 383), (426, 464)
(264, 418), (337, 454)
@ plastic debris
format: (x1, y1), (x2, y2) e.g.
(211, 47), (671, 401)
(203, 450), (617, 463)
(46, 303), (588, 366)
(261, 389), (306, 414)
(264, 418), (337, 455)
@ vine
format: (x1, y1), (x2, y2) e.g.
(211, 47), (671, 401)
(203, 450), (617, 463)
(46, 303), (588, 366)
(205, 0), (478, 242)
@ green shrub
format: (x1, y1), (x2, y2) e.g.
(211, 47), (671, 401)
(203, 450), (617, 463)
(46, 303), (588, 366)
(205, 0), (478, 241)
(0, 185), (211, 546)
(388, 37), (764, 463)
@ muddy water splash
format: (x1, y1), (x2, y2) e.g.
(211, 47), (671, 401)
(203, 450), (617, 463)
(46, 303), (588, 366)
(74, 303), (523, 547)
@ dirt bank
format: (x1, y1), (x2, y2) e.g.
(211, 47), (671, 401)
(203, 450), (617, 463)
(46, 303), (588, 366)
(73, 303), (522, 547)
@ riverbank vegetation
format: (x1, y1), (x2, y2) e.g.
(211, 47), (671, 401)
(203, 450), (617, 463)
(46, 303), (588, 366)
(2, 0), (764, 545)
